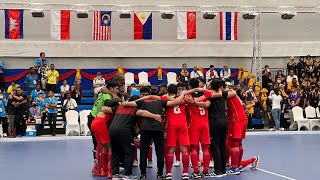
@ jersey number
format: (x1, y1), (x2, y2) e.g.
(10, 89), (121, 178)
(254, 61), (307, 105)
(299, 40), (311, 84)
(174, 106), (181, 114)
(199, 107), (205, 115)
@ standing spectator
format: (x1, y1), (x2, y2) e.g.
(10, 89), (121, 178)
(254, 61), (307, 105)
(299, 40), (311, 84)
(287, 56), (297, 73)
(60, 80), (70, 100)
(305, 55), (314, 76)
(299, 86), (308, 109)
(0, 60), (5, 90)
(71, 80), (82, 104)
(38, 59), (49, 90)
(178, 63), (189, 83)
(0, 90), (8, 136)
(245, 96), (255, 129)
(308, 85), (319, 108)
(236, 84), (245, 101)
(30, 84), (45, 103)
(25, 67), (39, 94)
(262, 65), (272, 90)
(269, 89), (283, 130)
(219, 64), (231, 82)
(62, 93), (77, 121)
(36, 93), (46, 136)
(206, 65), (218, 82)
(158, 84), (167, 96)
(34, 52), (49, 71)
(45, 91), (58, 136)
(7, 87), (16, 137)
(7, 81), (18, 95)
(12, 87), (28, 136)
(286, 70), (298, 83)
(190, 66), (203, 79)
(45, 64), (59, 93)
(297, 57), (306, 81)
(93, 72), (105, 100)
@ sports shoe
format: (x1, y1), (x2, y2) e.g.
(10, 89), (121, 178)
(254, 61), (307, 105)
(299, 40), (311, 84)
(139, 174), (147, 180)
(120, 167), (125, 173)
(107, 172), (113, 179)
(174, 160), (181, 167)
(226, 168), (240, 175)
(147, 161), (153, 168)
(112, 174), (125, 180)
(133, 160), (139, 167)
(124, 175), (138, 180)
(279, 128), (285, 131)
(209, 160), (214, 168)
(91, 167), (101, 176)
(165, 173), (172, 180)
(182, 173), (189, 180)
(209, 172), (223, 178)
(190, 172), (201, 179)
(251, 156), (260, 170)
(198, 161), (203, 167)
(157, 175), (164, 180)
(238, 166), (244, 172)
(200, 171), (211, 178)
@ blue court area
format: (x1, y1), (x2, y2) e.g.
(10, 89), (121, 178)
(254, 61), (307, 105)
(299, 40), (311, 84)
(0, 132), (318, 180)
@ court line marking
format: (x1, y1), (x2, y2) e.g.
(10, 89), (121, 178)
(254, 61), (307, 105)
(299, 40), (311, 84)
(257, 168), (297, 180)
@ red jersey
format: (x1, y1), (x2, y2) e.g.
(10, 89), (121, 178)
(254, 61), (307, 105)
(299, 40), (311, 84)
(186, 90), (212, 124)
(160, 95), (187, 126)
(226, 95), (248, 123)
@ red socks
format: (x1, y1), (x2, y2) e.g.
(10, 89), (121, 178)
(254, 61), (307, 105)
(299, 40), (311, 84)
(190, 145), (199, 172)
(148, 145), (153, 161)
(182, 151), (190, 173)
(107, 151), (112, 174)
(230, 139), (241, 169)
(239, 142), (244, 167)
(101, 152), (108, 172)
(240, 158), (255, 168)
(165, 151), (174, 174)
(202, 145), (210, 172)
(175, 146), (181, 161)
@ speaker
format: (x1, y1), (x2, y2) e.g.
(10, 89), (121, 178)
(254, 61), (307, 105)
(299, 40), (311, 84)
(203, 12), (217, 19)
(31, 10), (44, 18)
(120, 12), (131, 19)
(161, 12), (174, 19)
(242, 13), (257, 19)
(281, 13), (295, 19)
(77, 11), (88, 18)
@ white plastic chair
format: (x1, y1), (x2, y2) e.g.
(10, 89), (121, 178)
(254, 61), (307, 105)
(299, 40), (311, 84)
(305, 106), (320, 131)
(167, 72), (177, 85)
(125, 72), (135, 86)
(292, 106), (309, 131)
(80, 110), (91, 136)
(138, 71), (150, 86)
(0, 125), (3, 138)
(65, 110), (80, 136)
(316, 107), (320, 118)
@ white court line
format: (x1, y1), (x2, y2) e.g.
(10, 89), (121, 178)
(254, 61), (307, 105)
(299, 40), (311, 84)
(257, 168), (297, 180)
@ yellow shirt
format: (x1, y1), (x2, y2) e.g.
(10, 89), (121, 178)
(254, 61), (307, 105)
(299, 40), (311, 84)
(45, 70), (59, 84)
(7, 85), (12, 94)
(247, 100), (255, 115)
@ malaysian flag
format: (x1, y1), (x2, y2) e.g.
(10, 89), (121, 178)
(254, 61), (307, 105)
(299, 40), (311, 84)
(93, 11), (111, 41)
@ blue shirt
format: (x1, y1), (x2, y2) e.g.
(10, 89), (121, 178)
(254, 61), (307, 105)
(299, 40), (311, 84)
(0, 95), (7, 117)
(34, 58), (49, 67)
(30, 89), (45, 103)
(25, 74), (39, 90)
(0, 61), (5, 74)
(36, 99), (45, 111)
(44, 97), (58, 114)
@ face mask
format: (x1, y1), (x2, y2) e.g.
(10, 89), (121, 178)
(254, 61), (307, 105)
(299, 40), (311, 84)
(277, 80), (281, 83)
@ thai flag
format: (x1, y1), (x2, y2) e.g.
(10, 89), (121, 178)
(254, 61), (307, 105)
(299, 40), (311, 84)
(134, 12), (152, 40)
(220, 12), (238, 40)
(5, 9), (24, 39)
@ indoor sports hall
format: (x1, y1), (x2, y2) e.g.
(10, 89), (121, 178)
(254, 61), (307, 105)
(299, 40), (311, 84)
(0, 1), (319, 180)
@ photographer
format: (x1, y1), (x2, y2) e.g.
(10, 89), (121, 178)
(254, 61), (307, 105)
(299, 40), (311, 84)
(12, 87), (28, 136)
(44, 91), (58, 136)
(62, 93), (77, 121)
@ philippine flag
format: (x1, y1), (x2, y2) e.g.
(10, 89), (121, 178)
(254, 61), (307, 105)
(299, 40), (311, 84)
(50, 10), (71, 40)
(134, 12), (152, 40)
(220, 12), (238, 40)
(5, 9), (24, 39)
(177, 12), (196, 39)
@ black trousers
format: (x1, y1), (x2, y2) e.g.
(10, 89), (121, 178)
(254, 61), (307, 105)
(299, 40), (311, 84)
(0, 117), (8, 134)
(47, 113), (57, 134)
(15, 114), (27, 136)
(47, 84), (57, 93)
(140, 130), (164, 176)
(210, 125), (227, 174)
(0, 73), (4, 90)
(38, 112), (47, 135)
(247, 114), (253, 129)
(87, 114), (97, 159)
(109, 129), (134, 175)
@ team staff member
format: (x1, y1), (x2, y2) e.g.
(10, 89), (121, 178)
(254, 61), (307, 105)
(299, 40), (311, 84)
(45, 64), (59, 93)
(12, 87), (28, 136)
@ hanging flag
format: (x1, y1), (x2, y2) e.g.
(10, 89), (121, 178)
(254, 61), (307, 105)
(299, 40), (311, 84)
(50, 10), (70, 40)
(93, 11), (112, 41)
(134, 12), (152, 40)
(220, 12), (238, 40)
(177, 12), (196, 39)
(5, 9), (24, 39)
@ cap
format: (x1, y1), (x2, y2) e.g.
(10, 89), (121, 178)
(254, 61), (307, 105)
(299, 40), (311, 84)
(97, 72), (102, 76)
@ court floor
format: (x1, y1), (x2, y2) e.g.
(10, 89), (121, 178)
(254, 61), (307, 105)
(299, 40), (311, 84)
(0, 132), (318, 180)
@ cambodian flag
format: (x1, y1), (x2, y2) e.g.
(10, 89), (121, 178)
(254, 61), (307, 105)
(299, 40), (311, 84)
(5, 9), (24, 39)
(134, 12), (152, 40)
(220, 12), (238, 40)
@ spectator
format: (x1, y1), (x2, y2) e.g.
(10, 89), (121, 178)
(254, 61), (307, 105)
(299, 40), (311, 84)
(112, 73), (126, 100)
(36, 93), (46, 136)
(220, 64), (231, 82)
(7, 87), (16, 138)
(287, 56), (297, 73)
(298, 86), (308, 109)
(45, 91), (58, 136)
(25, 67), (40, 94)
(129, 83), (140, 97)
(178, 63), (189, 83)
(236, 84), (244, 101)
(245, 96), (255, 129)
(34, 52), (49, 71)
(287, 78), (299, 92)
(62, 93), (78, 121)
(12, 87), (28, 136)
(29, 102), (41, 122)
(301, 75), (311, 90)
(297, 56), (306, 80)
(0, 89), (8, 136)
(275, 70), (286, 84)
(206, 65), (218, 82)
(262, 65), (272, 89)
(190, 66), (203, 78)
(158, 84), (167, 96)
(7, 81), (18, 95)
(45, 64), (59, 93)
(286, 70), (298, 83)
(38, 59), (49, 90)
(60, 80), (70, 100)
(269, 88), (283, 130)
(30, 84), (45, 103)
(93, 72), (105, 100)
(71, 80), (82, 104)
(305, 55), (314, 76)
(288, 86), (300, 109)
(310, 72), (318, 84)
(308, 85), (319, 108)
(0, 60), (5, 90)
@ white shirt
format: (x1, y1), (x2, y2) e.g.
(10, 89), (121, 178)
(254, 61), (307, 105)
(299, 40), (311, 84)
(205, 70), (219, 82)
(220, 69), (231, 80)
(93, 77), (105, 87)
(63, 98), (77, 110)
(286, 75), (298, 83)
(269, 93), (282, 109)
(60, 85), (70, 93)
(190, 71), (203, 78)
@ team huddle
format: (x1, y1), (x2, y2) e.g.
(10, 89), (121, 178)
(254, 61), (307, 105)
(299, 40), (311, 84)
(87, 77), (259, 180)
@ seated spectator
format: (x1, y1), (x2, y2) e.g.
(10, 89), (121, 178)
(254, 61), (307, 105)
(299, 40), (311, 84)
(220, 64), (231, 82)
(93, 72), (105, 100)
(310, 72), (318, 84)
(0, 89), (8, 136)
(308, 85), (319, 108)
(190, 66), (203, 79)
(60, 80), (70, 100)
(301, 75), (311, 90)
(62, 93), (78, 121)
(275, 70), (286, 84)
(38, 59), (49, 90)
(29, 102), (42, 122)
(129, 83), (140, 97)
(30, 84), (45, 103)
(158, 83), (167, 96)
(287, 56), (296, 73)
(286, 70), (298, 83)
(71, 80), (82, 104)
(206, 65), (219, 82)
(288, 86), (300, 109)
(245, 96), (255, 129)
(25, 67), (39, 94)
(287, 78), (299, 92)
